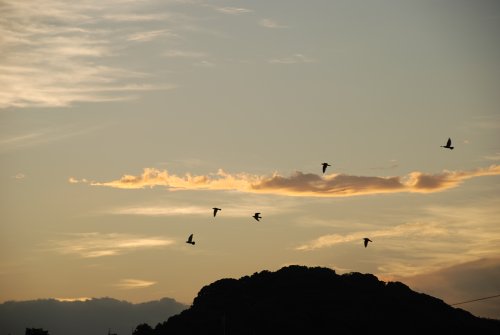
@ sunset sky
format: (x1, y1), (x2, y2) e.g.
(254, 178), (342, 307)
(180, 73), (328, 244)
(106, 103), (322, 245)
(1, 0), (499, 319)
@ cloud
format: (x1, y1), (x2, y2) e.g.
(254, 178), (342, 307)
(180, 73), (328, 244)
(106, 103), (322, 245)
(259, 19), (287, 29)
(269, 54), (315, 64)
(194, 60), (215, 67)
(109, 205), (210, 216)
(116, 279), (157, 289)
(89, 168), (260, 191)
(0, 132), (46, 148)
(214, 7), (253, 15)
(126, 29), (176, 42)
(484, 153), (500, 161)
(106, 202), (290, 217)
(296, 221), (448, 251)
(13, 173), (26, 179)
(102, 13), (170, 22)
(0, 0), (175, 108)
(53, 233), (175, 258)
(391, 258), (500, 319)
(64, 175), (88, 184)
(0, 125), (105, 153)
(86, 165), (500, 197)
(297, 199), (500, 254)
(55, 297), (91, 302)
(68, 177), (88, 184)
(163, 50), (207, 58)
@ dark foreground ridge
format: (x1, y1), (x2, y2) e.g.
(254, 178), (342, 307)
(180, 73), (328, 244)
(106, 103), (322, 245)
(144, 265), (499, 334)
(0, 297), (186, 335)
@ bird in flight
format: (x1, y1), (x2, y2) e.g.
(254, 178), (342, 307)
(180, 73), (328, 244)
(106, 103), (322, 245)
(212, 207), (221, 217)
(186, 234), (195, 245)
(440, 138), (454, 150)
(321, 162), (331, 174)
(363, 238), (372, 248)
(253, 213), (262, 222)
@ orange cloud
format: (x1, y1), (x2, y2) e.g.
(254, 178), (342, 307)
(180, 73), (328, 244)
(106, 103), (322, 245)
(90, 168), (261, 191)
(86, 165), (500, 197)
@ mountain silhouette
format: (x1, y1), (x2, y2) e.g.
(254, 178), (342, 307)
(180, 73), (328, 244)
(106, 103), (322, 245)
(145, 265), (499, 334)
(0, 297), (186, 335)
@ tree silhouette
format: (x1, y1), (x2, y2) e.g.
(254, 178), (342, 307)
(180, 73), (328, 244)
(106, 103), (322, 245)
(133, 323), (154, 335)
(141, 265), (500, 334)
(25, 328), (49, 335)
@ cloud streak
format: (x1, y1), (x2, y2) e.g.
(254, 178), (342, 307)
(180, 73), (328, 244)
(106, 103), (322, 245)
(83, 165), (500, 197)
(296, 221), (448, 251)
(127, 29), (176, 42)
(116, 279), (157, 289)
(109, 205), (211, 216)
(268, 54), (315, 64)
(106, 202), (290, 217)
(214, 7), (253, 15)
(53, 233), (175, 258)
(0, 125), (105, 153)
(0, 0), (175, 108)
(163, 50), (207, 59)
(259, 19), (287, 29)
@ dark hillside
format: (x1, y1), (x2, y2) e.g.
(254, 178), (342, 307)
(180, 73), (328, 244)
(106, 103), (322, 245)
(148, 265), (499, 334)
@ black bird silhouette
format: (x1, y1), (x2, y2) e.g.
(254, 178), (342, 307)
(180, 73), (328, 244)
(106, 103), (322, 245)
(253, 213), (262, 221)
(322, 162), (331, 174)
(186, 234), (195, 245)
(212, 207), (221, 217)
(363, 238), (372, 248)
(441, 138), (454, 150)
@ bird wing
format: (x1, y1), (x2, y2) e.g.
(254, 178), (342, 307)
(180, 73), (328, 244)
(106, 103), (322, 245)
(187, 234), (193, 242)
(364, 239), (368, 247)
(447, 138), (452, 146)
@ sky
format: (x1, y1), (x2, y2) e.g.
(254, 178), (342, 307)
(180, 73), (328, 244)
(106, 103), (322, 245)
(1, 0), (500, 319)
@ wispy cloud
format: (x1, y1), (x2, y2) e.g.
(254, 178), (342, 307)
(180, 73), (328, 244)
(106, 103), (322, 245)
(385, 202), (499, 272)
(296, 221), (448, 251)
(53, 233), (175, 258)
(214, 7), (253, 15)
(109, 205), (210, 216)
(297, 199), (500, 288)
(103, 13), (170, 22)
(0, 132), (46, 147)
(0, 125), (104, 153)
(269, 54), (315, 64)
(163, 50), (207, 58)
(194, 60), (215, 67)
(259, 19), (287, 29)
(55, 297), (91, 302)
(126, 29), (176, 42)
(68, 177), (88, 184)
(115, 279), (157, 289)
(106, 202), (290, 217)
(84, 165), (500, 197)
(484, 153), (500, 161)
(0, 0), (176, 108)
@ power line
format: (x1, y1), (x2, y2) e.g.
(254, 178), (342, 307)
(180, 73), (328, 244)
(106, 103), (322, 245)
(451, 294), (500, 306)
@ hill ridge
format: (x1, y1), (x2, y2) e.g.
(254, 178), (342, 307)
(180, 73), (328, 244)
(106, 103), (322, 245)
(149, 265), (499, 334)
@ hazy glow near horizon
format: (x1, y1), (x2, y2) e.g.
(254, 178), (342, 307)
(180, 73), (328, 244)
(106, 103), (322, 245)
(1, 0), (499, 320)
